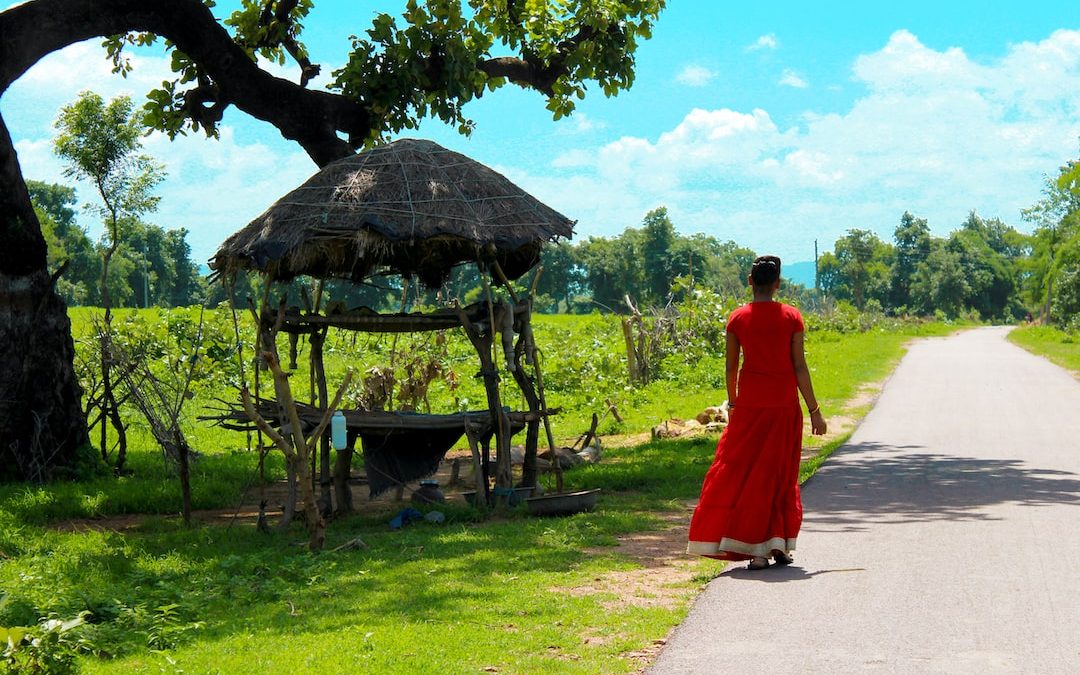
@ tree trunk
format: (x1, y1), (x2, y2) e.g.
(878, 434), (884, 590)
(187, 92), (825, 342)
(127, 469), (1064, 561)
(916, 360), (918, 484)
(176, 430), (191, 525)
(0, 114), (88, 481)
(1042, 275), (1054, 324)
(98, 237), (128, 473)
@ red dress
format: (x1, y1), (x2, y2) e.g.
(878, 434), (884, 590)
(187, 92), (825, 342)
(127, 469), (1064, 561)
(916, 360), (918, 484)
(687, 302), (804, 560)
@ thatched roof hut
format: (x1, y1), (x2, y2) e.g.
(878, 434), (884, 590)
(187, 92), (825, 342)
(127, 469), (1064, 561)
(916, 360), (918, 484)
(209, 138), (575, 287)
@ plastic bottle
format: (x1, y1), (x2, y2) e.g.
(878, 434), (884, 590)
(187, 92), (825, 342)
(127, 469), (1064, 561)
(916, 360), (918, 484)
(330, 410), (347, 450)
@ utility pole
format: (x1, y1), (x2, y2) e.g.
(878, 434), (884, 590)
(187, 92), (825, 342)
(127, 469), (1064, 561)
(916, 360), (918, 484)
(143, 239), (150, 308)
(814, 239), (819, 292)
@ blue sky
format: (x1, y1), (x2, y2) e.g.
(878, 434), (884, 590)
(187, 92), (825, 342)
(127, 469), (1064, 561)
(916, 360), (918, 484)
(4, 1), (1080, 266)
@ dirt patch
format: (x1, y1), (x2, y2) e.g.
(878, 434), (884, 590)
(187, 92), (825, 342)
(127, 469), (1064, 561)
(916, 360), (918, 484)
(623, 638), (669, 673)
(553, 507), (700, 613)
(601, 431), (654, 449)
(53, 513), (151, 533)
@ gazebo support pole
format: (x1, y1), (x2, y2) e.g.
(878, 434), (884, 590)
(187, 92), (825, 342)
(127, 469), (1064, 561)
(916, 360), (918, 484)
(511, 326), (541, 489)
(255, 290), (298, 529)
(333, 433), (356, 515)
(310, 327), (332, 517)
(480, 266), (513, 495)
(463, 421), (488, 511)
(251, 279), (273, 482)
(452, 302), (499, 503)
(495, 262), (547, 491)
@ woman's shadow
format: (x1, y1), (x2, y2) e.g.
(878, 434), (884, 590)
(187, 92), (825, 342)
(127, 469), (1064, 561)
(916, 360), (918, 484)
(721, 564), (866, 582)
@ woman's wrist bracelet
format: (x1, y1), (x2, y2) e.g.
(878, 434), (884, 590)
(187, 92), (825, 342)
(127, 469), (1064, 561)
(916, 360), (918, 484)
(808, 404), (821, 415)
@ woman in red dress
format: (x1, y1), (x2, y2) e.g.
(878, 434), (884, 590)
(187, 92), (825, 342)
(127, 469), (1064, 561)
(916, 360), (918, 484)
(687, 255), (827, 569)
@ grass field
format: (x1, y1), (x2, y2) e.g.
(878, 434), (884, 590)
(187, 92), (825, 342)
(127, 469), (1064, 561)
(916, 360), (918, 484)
(0, 310), (954, 673)
(1007, 324), (1080, 374)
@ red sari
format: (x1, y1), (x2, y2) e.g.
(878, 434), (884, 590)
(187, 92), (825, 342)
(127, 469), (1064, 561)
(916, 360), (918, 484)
(687, 302), (804, 560)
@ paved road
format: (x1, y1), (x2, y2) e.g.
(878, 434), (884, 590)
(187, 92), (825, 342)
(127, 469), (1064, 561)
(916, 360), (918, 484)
(649, 327), (1080, 674)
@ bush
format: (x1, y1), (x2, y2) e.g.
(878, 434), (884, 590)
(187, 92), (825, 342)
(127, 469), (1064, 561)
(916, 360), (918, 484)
(0, 614), (88, 675)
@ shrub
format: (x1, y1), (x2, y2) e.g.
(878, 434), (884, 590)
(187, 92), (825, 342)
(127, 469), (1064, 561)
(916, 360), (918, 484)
(0, 613), (88, 675)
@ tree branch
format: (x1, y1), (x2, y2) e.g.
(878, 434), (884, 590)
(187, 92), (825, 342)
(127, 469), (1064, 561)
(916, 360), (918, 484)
(240, 386), (294, 459)
(477, 24), (599, 97)
(0, 0), (364, 166)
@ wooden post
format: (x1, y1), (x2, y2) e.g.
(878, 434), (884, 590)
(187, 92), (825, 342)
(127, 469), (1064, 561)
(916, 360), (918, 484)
(463, 421), (488, 509)
(452, 300), (504, 498)
(474, 332), (506, 493)
(310, 328), (332, 517)
(509, 302), (541, 489)
(241, 356), (353, 552)
(333, 433), (355, 515)
(480, 266), (513, 494)
(621, 317), (638, 384)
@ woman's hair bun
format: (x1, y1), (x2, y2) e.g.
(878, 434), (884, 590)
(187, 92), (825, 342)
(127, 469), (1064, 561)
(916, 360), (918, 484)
(750, 255), (782, 286)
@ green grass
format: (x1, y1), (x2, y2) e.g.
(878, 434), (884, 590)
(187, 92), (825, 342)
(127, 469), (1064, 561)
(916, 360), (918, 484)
(0, 312), (954, 673)
(1, 489), (714, 674)
(1007, 324), (1080, 374)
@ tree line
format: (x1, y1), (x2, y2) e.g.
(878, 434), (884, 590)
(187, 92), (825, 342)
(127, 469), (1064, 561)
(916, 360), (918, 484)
(533, 176), (1079, 328)
(30, 179), (204, 308)
(37, 175), (1080, 330)
(817, 161), (1079, 326)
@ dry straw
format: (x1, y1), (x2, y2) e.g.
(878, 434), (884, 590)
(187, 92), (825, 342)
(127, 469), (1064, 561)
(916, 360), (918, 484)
(210, 138), (575, 286)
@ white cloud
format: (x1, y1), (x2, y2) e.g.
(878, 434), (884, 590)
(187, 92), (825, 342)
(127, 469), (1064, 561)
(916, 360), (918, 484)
(748, 34), (779, 51)
(559, 112), (606, 135)
(508, 29), (1080, 262)
(778, 69), (809, 89)
(3, 39), (330, 263)
(675, 64), (716, 87)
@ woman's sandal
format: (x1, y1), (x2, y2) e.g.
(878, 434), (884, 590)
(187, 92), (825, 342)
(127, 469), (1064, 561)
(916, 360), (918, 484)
(746, 556), (770, 570)
(771, 551), (794, 566)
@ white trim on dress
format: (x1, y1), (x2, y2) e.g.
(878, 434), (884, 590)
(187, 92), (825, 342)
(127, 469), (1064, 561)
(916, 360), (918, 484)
(687, 536), (797, 557)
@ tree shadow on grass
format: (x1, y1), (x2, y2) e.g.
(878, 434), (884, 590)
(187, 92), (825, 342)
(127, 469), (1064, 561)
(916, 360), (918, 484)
(802, 441), (1080, 530)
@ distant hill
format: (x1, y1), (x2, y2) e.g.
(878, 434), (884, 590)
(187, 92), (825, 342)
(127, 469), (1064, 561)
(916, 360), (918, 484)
(784, 260), (816, 289)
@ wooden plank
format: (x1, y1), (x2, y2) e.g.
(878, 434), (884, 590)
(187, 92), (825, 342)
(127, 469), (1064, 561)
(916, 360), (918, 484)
(266, 300), (530, 334)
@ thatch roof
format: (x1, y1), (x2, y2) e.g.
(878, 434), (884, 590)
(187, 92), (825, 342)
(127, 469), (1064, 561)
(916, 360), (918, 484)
(209, 138), (575, 286)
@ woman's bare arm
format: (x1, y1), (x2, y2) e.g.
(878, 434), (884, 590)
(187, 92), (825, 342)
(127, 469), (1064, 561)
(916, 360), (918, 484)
(791, 331), (827, 435)
(726, 330), (741, 406)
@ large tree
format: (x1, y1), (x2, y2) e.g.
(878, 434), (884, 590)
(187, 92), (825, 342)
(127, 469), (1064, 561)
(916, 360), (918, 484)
(0, 0), (665, 479)
(889, 211), (931, 311)
(1023, 161), (1080, 322)
(639, 206), (676, 305)
(834, 229), (892, 309)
